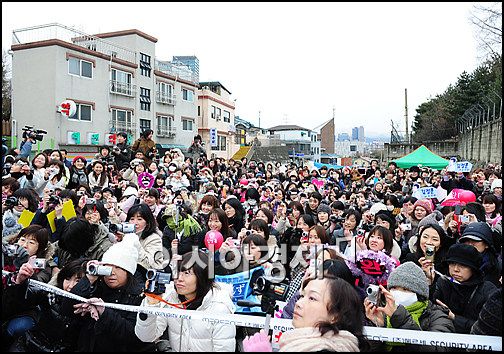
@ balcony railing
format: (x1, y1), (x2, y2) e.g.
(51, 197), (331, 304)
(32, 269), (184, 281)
(12, 23), (137, 64)
(109, 120), (137, 136)
(156, 126), (177, 137)
(155, 91), (176, 105)
(110, 80), (136, 97)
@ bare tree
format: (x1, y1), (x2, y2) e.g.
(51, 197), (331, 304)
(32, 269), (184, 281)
(470, 2), (502, 61)
(2, 50), (11, 122)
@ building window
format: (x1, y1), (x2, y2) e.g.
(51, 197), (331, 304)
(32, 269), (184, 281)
(216, 107), (221, 120)
(182, 88), (194, 102)
(198, 106), (201, 116)
(140, 53), (151, 77)
(111, 69), (133, 96)
(211, 105), (216, 119)
(182, 119), (193, 131)
(140, 119), (151, 132)
(157, 115), (174, 136)
(69, 103), (92, 121)
(68, 57), (93, 78)
(111, 109), (134, 135)
(223, 110), (230, 123)
(219, 135), (227, 151)
(140, 87), (151, 111)
(156, 82), (174, 104)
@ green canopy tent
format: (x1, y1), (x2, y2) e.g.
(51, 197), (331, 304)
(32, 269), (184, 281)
(391, 145), (449, 170)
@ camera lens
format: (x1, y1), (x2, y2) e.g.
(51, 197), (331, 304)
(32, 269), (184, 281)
(146, 269), (156, 281)
(88, 264), (96, 274)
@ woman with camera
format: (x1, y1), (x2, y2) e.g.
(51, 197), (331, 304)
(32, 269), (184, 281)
(244, 274), (368, 351)
(330, 209), (362, 254)
(30, 159), (68, 197)
(2, 188), (39, 242)
(60, 234), (155, 352)
(363, 262), (454, 351)
(122, 158), (147, 188)
(2, 225), (53, 349)
(135, 251), (236, 352)
(131, 129), (156, 166)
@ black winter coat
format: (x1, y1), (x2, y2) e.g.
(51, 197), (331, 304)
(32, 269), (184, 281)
(433, 273), (497, 334)
(60, 276), (154, 352)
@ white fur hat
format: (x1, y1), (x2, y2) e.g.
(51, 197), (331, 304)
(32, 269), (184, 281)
(101, 233), (140, 275)
(491, 179), (502, 192)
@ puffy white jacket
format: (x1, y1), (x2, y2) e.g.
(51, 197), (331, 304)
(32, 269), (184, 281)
(135, 282), (236, 352)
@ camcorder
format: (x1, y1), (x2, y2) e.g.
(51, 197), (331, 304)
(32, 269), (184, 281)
(130, 158), (144, 168)
(109, 223), (136, 233)
(2, 242), (29, 271)
(330, 215), (344, 223)
(85, 198), (97, 205)
(145, 269), (171, 295)
(86, 263), (113, 276)
(250, 270), (290, 314)
(366, 284), (386, 307)
(48, 195), (62, 205)
(22, 125), (47, 141)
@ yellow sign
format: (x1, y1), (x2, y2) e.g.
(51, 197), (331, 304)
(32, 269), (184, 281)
(18, 210), (35, 228)
(47, 200), (77, 233)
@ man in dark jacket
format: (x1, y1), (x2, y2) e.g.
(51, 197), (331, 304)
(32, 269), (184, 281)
(433, 243), (497, 334)
(111, 132), (132, 170)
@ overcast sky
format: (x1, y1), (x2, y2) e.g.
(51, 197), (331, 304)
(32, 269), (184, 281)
(3, 2), (484, 137)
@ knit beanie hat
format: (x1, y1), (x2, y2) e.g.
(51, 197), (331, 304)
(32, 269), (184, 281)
(413, 199), (432, 215)
(317, 203), (331, 215)
(418, 210), (443, 230)
(2, 216), (23, 239)
(387, 262), (429, 298)
(101, 233), (140, 275)
(443, 243), (482, 272)
(491, 179), (502, 192)
(72, 156), (87, 164)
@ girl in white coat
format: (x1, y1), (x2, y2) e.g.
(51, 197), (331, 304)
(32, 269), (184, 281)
(135, 251), (236, 352)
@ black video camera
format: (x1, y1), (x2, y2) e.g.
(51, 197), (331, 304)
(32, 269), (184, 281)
(250, 271), (290, 314)
(4, 196), (18, 208)
(22, 125), (47, 142)
(48, 195), (62, 205)
(330, 215), (344, 223)
(145, 269), (171, 294)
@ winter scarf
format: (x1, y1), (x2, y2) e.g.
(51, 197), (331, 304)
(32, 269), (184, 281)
(166, 214), (202, 237)
(385, 300), (428, 351)
(279, 327), (360, 352)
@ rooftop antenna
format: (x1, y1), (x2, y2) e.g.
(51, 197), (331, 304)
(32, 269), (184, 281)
(405, 88), (409, 143)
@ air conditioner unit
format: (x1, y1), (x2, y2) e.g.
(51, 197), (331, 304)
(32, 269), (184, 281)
(216, 115), (221, 121)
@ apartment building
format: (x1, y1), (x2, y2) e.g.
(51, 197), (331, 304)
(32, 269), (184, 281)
(10, 23), (198, 156)
(197, 82), (239, 159)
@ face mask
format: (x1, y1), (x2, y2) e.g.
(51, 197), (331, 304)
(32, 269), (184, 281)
(386, 205), (394, 211)
(390, 290), (418, 307)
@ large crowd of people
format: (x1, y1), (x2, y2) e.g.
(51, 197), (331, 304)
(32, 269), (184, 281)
(2, 133), (502, 352)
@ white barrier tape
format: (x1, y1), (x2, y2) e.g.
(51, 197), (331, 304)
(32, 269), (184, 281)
(28, 279), (502, 351)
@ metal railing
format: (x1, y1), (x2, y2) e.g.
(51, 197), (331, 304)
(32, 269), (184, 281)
(155, 91), (176, 105)
(109, 120), (137, 136)
(12, 23), (137, 64)
(155, 60), (198, 83)
(110, 80), (136, 97)
(156, 126), (176, 137)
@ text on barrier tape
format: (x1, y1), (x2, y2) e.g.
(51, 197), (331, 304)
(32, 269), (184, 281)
(27, 279), (501, 351)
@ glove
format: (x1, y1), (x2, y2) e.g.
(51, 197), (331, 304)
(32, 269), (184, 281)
(242, 331), (272, 352)
(13, 244), (30, 270)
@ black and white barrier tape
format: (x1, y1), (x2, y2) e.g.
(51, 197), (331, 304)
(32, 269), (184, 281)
(28, 279), (501, 351)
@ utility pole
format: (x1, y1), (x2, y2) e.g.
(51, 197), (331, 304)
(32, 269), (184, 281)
(258, 110), (261, 128)
(404, 88), (409, 144)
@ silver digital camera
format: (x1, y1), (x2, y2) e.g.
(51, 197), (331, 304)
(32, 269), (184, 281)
(86, 263), (113, 276)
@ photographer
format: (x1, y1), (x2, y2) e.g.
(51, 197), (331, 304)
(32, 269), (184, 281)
(111, 132), (132, 170)
(19, 133), (36, 159)
(364, 262), (454, 351)
(122, 158), (147, 188)
(60, 234), (155, 352)
(131, 129), (156, 166)
(2, 188), (39, 241)
(187, 134), (207, 161)
(135, 251), (236, 352)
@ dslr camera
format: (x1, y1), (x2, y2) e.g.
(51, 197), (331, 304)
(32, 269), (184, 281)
(22, 125), (47, 141)
(330, 215), (343, 223)
(4, 196), (19, 208)
(86, 263), (113, 276)
(109, 223), (136, 233)
(145, 269), (171, 295)
(48, 195), (62, 205)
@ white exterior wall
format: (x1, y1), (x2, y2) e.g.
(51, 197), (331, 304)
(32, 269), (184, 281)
(334, 140), (367, 156)
(273, 129), (311, 142)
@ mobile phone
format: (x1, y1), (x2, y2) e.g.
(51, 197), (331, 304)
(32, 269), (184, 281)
(459, 215), (470, 223)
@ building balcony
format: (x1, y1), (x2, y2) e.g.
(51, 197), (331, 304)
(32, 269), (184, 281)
(157, 126), (176, 138)
(12, 23), (137, 64)
(110, 80), (136, 97)
(109, 120), (137, 136)
(155, 91), (176, 105)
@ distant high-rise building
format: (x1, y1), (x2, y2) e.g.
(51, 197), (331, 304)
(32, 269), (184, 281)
(352, 127), (359, 141)
(337, 133), (350, 141)
(172, 56), (199, 82)
(358, 126), (365, 142)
